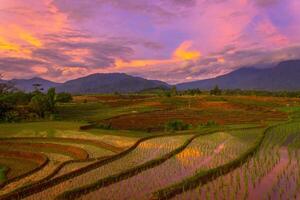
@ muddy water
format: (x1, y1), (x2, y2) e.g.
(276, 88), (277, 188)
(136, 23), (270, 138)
(24, 135), (190, 200)
(79, 140), (228, 200)
(248, 148), (289, 200)
(196, 141), (227, 168)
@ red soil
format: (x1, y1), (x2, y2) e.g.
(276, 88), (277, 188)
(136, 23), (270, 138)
(0, 150), (47, 165)
(0, 142), (89, 160)
(101, 108), (286, 131)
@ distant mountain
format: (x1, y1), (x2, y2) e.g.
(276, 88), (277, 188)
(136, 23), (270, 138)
(5, 60), (300, 93)
(176, 60), (300, 91)
(10, 77), (61, 92)
(5, 73), (170, 94)
(56, 73), (170, 94)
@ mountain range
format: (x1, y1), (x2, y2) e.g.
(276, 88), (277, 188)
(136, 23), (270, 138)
(9, 77), (60, 92)
(1, 59), (300, 93)
(56, 73), (170, 94)
(2, 73), (170, 94)
(177, 60), (300, 91)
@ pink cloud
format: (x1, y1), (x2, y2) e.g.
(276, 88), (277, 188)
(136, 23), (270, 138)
(0, 0), (300, 83)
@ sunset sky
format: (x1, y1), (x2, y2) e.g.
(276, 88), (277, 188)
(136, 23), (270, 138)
(1, 0), (300, 83)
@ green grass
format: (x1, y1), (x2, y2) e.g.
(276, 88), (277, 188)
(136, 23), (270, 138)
(0, 165), (8, 182)
(160, 97), (191, 107)
(57, 103), (108, 121)
(202, 96), (228, 102)
(227, 97), (281, 107)
(88, 129), (154, 138)
(277, 105), (300, 120)
(57, 102), (161, 122)
(223, 123), (261, 129)
(0, 121), (84, 137)
(0, 121), (150, 140)
(278, 106), (300, 113)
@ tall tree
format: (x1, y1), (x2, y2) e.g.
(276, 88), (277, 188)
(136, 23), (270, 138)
(171, 86), (178, 96)
(0, 74), (15, 94)
(47, 88), (56, 112)
(29, 94), (48, 118)
(210, 85), (222, 95)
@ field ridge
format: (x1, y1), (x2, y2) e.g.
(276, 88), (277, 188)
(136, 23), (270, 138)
(0, 132), (194, 200)
(151, 124), (280, 199)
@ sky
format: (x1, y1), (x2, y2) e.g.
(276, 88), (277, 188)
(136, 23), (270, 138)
(0, 0), (300, 84)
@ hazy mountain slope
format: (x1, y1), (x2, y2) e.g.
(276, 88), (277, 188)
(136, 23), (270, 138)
(10, 77), (61, 92)
(56, 73), (170, 94)
(3, 73), (169, 94)
(4, 60), (300, 93)
(176, 60), (300, 91)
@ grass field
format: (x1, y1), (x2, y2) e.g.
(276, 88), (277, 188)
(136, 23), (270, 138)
(0, 94), (300, 200)
(0, 165), (8, 183)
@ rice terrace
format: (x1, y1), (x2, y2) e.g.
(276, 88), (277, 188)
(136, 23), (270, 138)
(1, 89), (300, 200)
(2, 0), (300, 199)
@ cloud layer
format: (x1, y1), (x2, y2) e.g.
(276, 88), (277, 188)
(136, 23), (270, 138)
(0, 0), (300, 83)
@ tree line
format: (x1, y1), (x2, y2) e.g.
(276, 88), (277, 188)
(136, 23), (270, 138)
(143, 85), (300, 98)
(0, 75), (72, 122)
(175, 85), (300, 98)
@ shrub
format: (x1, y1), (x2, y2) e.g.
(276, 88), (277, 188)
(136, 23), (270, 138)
(49, 113), (61, 121)
(47, 88), (56, 112)
(198, 120), (219, 128)
(4, 110), (21, 122)
(29, 94), (49, 118)
(0, 97), (14, 121)
(165, 120), (190, 132)
(164, 91), (172, 97)
(95, 123), (113, 130)
(210, 85), (222, 95)
(1, 92), (32, 105)
(56, 92), (73, 103)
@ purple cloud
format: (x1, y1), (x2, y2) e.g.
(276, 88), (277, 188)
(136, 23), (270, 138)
(1, 0), (300, 83)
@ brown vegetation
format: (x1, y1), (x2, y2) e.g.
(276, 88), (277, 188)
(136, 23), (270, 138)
(100, 108), (286, 131)
(0, 142), (89, 160)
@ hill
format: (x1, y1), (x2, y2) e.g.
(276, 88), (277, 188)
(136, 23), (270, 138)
(4, 60), (300, 93)
(176, 60), (300, 91)
(56, 73), (170, 94)
(5, 73), (170, 94)
(10, 77), (61, 92)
